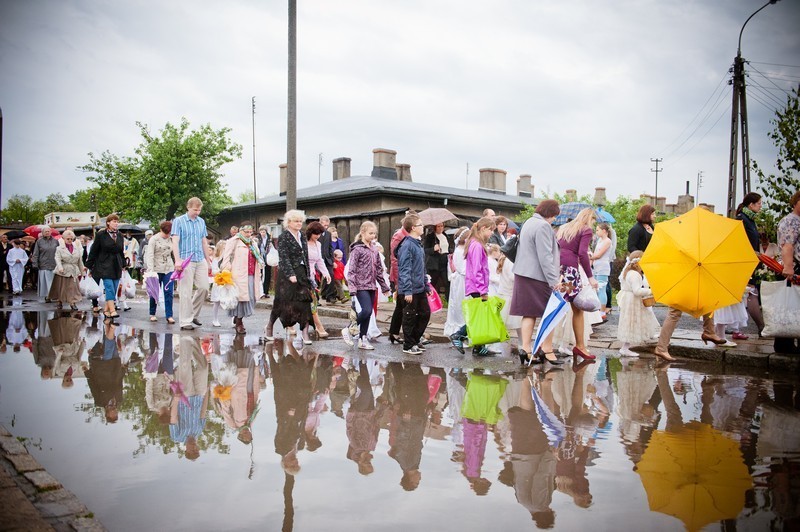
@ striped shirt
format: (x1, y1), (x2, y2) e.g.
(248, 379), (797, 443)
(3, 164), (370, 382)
(169, 395), (207, 443)
(171, 213), (207, 262)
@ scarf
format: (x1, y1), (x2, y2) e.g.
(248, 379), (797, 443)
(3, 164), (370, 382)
(742, 206), (757, 219)
(237, 234), (265, 267)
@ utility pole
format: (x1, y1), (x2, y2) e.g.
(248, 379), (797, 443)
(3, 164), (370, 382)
(696, 170), (703, 204)
(727, 0), (781, 218)
(651, 158), (662, 211)
(318, 153), (323, 184)
(465, 163), (469, 189)
(251, 97), (257, 205)
(286, 0), (297, 211)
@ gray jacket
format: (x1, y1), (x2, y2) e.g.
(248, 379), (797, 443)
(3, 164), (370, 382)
(512, 213), (561, 288)
(32, 236), (59, 271)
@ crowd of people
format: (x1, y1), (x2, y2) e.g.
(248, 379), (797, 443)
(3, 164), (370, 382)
(3, 189), (800, 360)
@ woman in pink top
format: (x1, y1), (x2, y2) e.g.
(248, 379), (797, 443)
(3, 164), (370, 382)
(304, 222), (332, 342)
(449, 217), (495, 357)
(556, 208), (599, 362)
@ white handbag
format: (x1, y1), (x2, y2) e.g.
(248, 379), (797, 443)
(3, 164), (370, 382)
(266, 247), (279, 267)
(761, 280), (800, 337)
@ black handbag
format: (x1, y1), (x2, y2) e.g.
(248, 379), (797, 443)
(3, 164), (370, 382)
(501, 235), (519, 263)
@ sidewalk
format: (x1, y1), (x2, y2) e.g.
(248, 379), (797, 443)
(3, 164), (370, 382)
(0, 425), (105, 531)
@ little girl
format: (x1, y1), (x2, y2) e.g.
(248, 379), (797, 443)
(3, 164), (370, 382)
(490, 246), (522, 350)
(443, 227), (469, 338)
(344, 221), (390, 350)
(449, 217), (496, 357)
(210, 240), (226, 327)
(616, 250), (660, 357)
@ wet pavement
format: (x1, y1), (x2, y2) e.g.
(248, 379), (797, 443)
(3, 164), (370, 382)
(1, 291), (799, 531)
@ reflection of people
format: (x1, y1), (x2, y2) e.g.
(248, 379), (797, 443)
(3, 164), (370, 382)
(461, 371), (508, 495)
(86, 321), (124, 423)
(346, 361), (385, 475)
(50, 312), (86, 388)
(169, 336), (209, 460)
(32, 311), (56, 380)
(215, 334), (258, 444)
(387, 362), (429, 491)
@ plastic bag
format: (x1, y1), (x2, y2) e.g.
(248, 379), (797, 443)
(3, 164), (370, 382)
(761, 280), (800, 337)
(266, 247), (279, 267)
(121, 270), (137, 299)
(573, 286), (600, 312)
(427, 284), (443, 313)
(461, 296), (509, 345)
(218, 284), (240, 310)
(79, 276), (103, 299)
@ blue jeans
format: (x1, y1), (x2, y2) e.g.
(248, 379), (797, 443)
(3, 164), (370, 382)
(595, 274), (609, 308)
(149, 272), (174, 319)
(355, 290), (376, 340)
(102, 278), (120, 302)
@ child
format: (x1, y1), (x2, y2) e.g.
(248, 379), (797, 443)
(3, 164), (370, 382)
(491, 247), (522, 349)
(443, 227), (469, 338)
(450, 217), (496, 357)
(344, 221), (390, 350)
(210, 240), (226, 327)
(616, 250), (660, 357)
(396, 213), (431, 355)
(486, 244), (501, 297)
(332, 249), (348, 303)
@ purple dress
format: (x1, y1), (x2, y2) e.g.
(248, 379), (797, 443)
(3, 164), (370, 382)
(558, 227), (593, 302)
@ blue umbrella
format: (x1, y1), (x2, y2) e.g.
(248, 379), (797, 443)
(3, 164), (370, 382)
(553, 202), (593, 226)
(529, 290), (570, 363)
(506, 219), (520, 231)
(596, 207), (616, 223)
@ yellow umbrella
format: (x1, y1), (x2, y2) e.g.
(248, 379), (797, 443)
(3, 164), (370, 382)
(640, 207), (758, 318)
(637, 421), (752, 532)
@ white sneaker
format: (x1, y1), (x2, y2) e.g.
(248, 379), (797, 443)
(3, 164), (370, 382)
(720, 340), (737, 347)
(619, 348), (639, 357)
(292, 336), (305, 350)
(341, 328), (354, 346)
(358, 338), (375, 350)
(212, 320), (221, 327)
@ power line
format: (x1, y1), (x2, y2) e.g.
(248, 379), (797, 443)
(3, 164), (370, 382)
(749, 61), (800, 69)
(747, 62), (794, 97)
(663, 86), (729, 160)
(668, 102), (731, 166)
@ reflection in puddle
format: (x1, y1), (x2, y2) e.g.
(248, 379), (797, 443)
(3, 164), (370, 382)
(0, 310), (799, 530)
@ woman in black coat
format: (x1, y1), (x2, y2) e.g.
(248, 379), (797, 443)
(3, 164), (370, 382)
(736, 192), (764, 334)
(265, 210), (313, 343)
(423, 222), (450, 295)
(85, 214), (125, 322)
(627, 204), (656, 253)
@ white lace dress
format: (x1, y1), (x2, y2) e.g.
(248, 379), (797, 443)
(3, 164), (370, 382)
(443, 246), (467, 337)
(617, 270), (660, 345)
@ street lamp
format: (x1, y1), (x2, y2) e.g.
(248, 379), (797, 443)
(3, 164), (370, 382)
(726, 0), (780, 218)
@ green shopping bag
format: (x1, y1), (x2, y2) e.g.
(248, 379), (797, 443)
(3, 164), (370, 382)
(461, 296), (510, 345)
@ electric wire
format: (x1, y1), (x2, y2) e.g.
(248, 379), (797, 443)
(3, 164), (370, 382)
(662, 84), (729, 161)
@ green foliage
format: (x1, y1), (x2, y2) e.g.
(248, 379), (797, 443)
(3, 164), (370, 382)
(77, 118), (241, 225)
(235, 189), (256, 204)
(0, 193), (73, 224)
(604, 196), (647, 258)
(756, 86), (800, 232)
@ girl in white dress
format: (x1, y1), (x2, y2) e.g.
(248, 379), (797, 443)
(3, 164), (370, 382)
(443, 228), (469, 337)
(490, 247), (522, 347)
(210, 240), (226, 327)
(617, 251), (660, 357)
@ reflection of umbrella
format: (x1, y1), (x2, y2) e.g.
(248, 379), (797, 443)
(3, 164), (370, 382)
(169, 380), (191, 407)
(640, 207), (758, 317)
(3, 229), (27, 239)
(529, 290), (569, 363)
(144, 273), (161, 300)
(637, 421), (752, 532)
(165, 254), (194, 289)
(418, 208), (457, 226)
(24, 225), (61, 238)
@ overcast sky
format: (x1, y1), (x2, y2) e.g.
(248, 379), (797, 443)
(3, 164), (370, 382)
(1, 0), (798, 215)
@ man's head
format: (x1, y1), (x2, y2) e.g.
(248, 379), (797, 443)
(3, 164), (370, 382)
(319, 215), (330, 230)
(0, 234), (7, 244)
(186, 197), (203, 219)
(482, 208), (496, 218)
(229, 225), (239, 236)
(145, 230), (154, 240)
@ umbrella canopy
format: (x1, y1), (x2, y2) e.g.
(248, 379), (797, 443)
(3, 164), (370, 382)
(530, 290), (569, 362)
(759, 253), (800, 284)
(640, 207), (758, 317)
(418, 208), (457, 226)
(553, 202), (592, 226)
(595, 207), (616, 223)
(165, 254), (195, 289)
(24, 225), (61, 238)
(118, 223), (145, 233)
(2, 229), (28, 239)
(506, 219), (520, 231)
(637, 421), (752, 532)
(144, 273), (161, 301)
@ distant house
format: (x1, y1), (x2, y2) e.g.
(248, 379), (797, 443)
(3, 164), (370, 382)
(217, 148), (540, 249)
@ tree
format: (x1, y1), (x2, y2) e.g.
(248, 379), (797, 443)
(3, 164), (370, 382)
(78, 118), (242, 225)
(235, 189), (256, 204)
(0, 193), (72, 224)
(756, 86), (800, 234)
(517, 191), (593, 222)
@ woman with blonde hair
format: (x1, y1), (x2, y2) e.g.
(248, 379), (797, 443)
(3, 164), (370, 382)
(616, 250), (660, 357)
(265, 210), (313, 351)
(556, 208), (598, 362)
(49, 229), (84, 310)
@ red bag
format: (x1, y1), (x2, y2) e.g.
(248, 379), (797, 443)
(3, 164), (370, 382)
(427, 284), (443, 313)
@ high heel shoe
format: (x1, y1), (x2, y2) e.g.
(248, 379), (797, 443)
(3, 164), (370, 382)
(654, 348), (676, 362)
(388, 334), (402, 345)
(700, 333), (726, 346)
(573, 358), (595, 372)
(572, 346), (596, 360)
(539, 351), (564, 365)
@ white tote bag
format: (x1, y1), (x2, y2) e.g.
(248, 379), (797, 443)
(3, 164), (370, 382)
(760, 280), (800, 337)
(266, 247), (279, 267)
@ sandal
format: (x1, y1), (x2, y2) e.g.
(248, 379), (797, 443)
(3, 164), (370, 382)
(166, 318), (175, 325)
(150, 316), (158, 322)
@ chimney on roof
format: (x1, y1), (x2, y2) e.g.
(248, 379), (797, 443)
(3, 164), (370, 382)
(332, 157), (351, 181)
(279, 163), (287, 195)
(397, 163), (413, 182)
(593, 187), (607, 206)
(371, 148), (398, 180)
(656, 196), (667, 212)
(478, 168), (507, 195)
(565, 189), (577, 202)
(517, 174), (533, 198)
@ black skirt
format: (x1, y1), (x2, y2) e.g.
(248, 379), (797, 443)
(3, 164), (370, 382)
(509, 275), (552, 318)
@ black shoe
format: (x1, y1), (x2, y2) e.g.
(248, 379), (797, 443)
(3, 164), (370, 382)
(192, 318), (202, 327)
(449, 333), (465, 354)
(539, 351), (564, 365)
(388, 334), (402, 344)
(419, 338), (432, 346)
(473, 345), (492, 357)
(181, 324), (195, 330)
(518, 349), (533, 365)
(416, 343), (427, 351)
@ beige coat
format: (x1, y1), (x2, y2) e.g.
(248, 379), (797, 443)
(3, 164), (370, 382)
(222, 238), (263, 302)
(145, 233), (175, 274)
(54, 240), (84, 279)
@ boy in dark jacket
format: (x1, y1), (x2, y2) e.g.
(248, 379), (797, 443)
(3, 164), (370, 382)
(396, 214), (431, 355)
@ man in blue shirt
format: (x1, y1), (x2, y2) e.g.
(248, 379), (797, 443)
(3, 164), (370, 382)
(171, 197), (213, 330)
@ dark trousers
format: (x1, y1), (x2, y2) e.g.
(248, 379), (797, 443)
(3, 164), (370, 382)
(355, 290), (376, 340)
(321, 262), (336, 301)
(390, 294), (406, 336)
(402, 292), (431, 349)
(262, 266), (272, 296)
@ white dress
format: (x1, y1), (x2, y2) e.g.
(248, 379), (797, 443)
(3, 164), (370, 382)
(617, 270), (660, 345)
(492, 259), (522, 330)
(210, 257), (224, 303)
(713, 294), (748, 329)
(443, 246), (466, 337)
